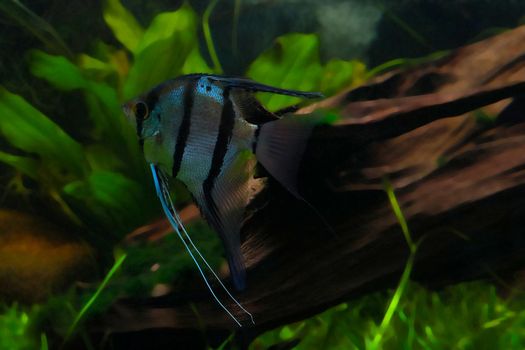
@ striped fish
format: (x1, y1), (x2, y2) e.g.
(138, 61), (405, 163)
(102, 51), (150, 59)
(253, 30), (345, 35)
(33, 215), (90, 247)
(123, 74), (322, 291)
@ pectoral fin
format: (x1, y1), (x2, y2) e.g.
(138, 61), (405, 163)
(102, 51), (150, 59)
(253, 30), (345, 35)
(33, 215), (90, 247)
(191, 151), (263, 290)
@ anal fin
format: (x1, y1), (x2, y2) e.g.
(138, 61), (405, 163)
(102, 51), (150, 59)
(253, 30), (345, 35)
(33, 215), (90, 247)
(191, 151), (263, 290)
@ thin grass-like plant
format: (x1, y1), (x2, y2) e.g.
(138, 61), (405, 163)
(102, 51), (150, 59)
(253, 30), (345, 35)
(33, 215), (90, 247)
(40, 333), (48, 350)
(203, 0), (223, 74)
(64, 253), (127, 342)
(369, 177), (418, 349)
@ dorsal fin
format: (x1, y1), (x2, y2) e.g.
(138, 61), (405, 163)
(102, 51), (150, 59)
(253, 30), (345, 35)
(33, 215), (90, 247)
(207, 75), (324, 99)
(232, 91), (279, 124)
(178, 74), (323, 99)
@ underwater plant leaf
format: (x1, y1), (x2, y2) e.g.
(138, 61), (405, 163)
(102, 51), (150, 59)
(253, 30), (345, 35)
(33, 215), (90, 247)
(0, 87), (87, 178)
(251, 282), (525, 350)
(30, 49), (128, 136)
(30, 51), (86, 90)
(246, 33), (368, 110)
(30, 50), (121, 116)
(30, 50), (139, 168)
(63, 171), (149, 235)
(181, 46), (213, 75)
(366, 51), (449, 79)
(78, 48), (131, 92)
(40, 333), (48, 350)
(134, 3), (196, 52)
(78, 54), (114, 75)
(320, 59), (367, 96)
(123, 3), (202, 99)
(85, 145), (126, 172)
(103, 0), (144, 52)
(66, 252), (127, 340)
(0, 151), (38, 179)
(202, 0), (223, 73)
(246, 33), (323, 111)
(78, 42), (130, 85)
(120, 220), (223, 297)
(0, 305), (38, 350)
(81, 91), (148, 186)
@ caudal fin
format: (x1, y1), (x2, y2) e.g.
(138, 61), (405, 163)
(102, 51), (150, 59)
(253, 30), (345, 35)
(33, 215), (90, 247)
(255, 115), (319, 197)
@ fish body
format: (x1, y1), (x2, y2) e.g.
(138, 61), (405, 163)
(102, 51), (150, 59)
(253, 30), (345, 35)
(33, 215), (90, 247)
(123, 74), (322, 290)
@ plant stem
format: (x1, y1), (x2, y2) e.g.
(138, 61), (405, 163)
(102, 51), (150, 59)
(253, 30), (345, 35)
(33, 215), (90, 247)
(202, 0), (223, 74)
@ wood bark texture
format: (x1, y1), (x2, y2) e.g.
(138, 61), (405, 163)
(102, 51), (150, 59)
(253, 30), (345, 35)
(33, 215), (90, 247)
(104, 26), (525, 342)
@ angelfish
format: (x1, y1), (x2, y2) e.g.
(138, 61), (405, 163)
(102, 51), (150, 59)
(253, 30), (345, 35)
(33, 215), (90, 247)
(123, 74), (322, 303)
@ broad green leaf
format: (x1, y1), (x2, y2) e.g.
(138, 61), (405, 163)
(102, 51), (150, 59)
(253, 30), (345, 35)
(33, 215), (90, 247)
(246, 33), (323, 111)
(247, 33), (368, 111)
(30, 51), (85, 90)
(63, 171), (149, 234)
(30, 50), (136, 158)
(85, 144), (125, 171)
(30, 50), (146, 185)
(30, 51), (120, 114)
(123, 3), (201, 99)
(0, 87), (87, 177)
(0, 151), (38, 179)
(81, 41), (130, 83)
(135, 3), (195, 53)
(181, 46), (213, 75)
(82, 92), (147, 182)
(320, 59), (367, 96)
(103, 0), (144, 52)
(78, 54), (114, 74)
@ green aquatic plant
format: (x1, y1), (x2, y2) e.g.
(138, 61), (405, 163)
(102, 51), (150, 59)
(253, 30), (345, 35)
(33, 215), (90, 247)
(0, 0), (366, 237)
(0, 1), (223, 345)
(0, 2), (216, 240)
(65, 252), (127, 341)
(251, 281), (525, 350)
(0, 304), (44, 350)
(367, 178), (417, 349)
(250, 182), (523, 350)
(0, 0), (484, 348)
(246, 33), (366, 111)
(203, 0), (223, 74)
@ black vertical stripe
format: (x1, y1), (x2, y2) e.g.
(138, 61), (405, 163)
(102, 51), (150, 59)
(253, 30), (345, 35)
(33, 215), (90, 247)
(203, 87), (236, 221)
(136, 117), (144, 150)
(251, 125), (261, 153)
(172, 80), (196, 177)
(145, 90), (160, 122)
(136, 85), (162, 150)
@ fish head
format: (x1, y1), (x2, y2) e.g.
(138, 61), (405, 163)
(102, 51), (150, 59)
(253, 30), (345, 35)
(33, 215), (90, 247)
(122, 96), (161, 140)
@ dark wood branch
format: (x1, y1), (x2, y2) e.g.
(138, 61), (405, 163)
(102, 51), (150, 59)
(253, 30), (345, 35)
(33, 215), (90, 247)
(103, 26), (525, 341)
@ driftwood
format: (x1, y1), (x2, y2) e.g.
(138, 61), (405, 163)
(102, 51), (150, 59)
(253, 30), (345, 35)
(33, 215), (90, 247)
(103, 26), (525, 346)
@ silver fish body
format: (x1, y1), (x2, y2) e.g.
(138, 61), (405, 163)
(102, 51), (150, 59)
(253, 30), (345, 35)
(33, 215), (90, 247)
(123, 74), (322, 290)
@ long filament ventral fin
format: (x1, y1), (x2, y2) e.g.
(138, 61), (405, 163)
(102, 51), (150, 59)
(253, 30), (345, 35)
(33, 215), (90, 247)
(149, 163), (254, 327)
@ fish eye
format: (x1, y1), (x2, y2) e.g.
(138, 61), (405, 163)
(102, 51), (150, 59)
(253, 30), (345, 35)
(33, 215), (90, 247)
(135, 101), (149, 120)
